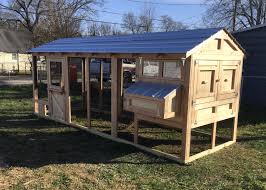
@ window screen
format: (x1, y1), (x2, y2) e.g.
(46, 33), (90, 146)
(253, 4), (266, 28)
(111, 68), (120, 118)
(143, 61), (160, 77)
(50, 61), (62, 86)
(163, 61), (182, 79)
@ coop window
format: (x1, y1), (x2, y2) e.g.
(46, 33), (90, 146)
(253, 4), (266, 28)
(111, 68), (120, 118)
(12, 53), (18, 60)
(163, 60), (182, 79)
(50, 60), (62, 87)
(143, 61), (160, 77)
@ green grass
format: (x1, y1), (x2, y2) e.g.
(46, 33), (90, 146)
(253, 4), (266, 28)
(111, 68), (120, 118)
(0, 85), (265, 190)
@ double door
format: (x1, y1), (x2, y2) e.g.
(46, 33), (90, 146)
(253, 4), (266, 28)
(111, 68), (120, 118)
(193, 60), (240, 104)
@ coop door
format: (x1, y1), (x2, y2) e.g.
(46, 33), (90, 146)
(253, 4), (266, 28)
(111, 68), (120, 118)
(217, 61), (240, 100)
(193, 60), (219, 104)
(47, 58), (66, 121)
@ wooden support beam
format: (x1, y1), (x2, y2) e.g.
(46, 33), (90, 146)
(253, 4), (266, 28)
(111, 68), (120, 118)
(32, 55), (38, 114)
(99, 60), (103, 109)
(134, 114), (139, 144)
(111, 56), (118, 137)
(211, 122), (217, 149)
(232, 116), (238, 142)
(188, 140), (235, 163)
(82, 58), (87, 115)
(85, 57), (91, 127)
(181, 127), (191, 161)
(181, 57), (194, 162)
(64, 57), (71, 123)
(117, 59), (123, 116)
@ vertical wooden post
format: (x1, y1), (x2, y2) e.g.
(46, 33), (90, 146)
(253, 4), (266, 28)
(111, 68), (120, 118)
(32, 55), (38, 114)
(181, 57), (194, 163)
(111, 56), (118, 137)
(117, 59), (123, 116)
(85, 57), (91, 127)
(81, 59), (87, 115)
(232, 60), (243, 142)
(99, 60), (104, 109)
(211, 122), (217, 148)
(134, 114), (138, 144)
(64, 57), (71, 123)
(181, 127), (191, 162)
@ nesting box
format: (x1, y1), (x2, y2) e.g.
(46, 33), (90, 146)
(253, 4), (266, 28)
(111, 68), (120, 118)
(124, 82), (179, 119)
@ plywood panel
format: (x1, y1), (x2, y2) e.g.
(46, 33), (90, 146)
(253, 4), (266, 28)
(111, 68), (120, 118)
(193, 60), (219, 104)
(218, 60), (240, 100)
(51, 92), (65, 121)
(131, 99), (158, 111)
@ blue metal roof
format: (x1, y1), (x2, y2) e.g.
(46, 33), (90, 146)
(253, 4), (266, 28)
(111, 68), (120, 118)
(29, 28), (222, 54)
(125, 82), (180, 100)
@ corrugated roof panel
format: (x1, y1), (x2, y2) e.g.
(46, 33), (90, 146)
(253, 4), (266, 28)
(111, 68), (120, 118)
(29, 28), (222, 54)
(125, 82), (180, 100)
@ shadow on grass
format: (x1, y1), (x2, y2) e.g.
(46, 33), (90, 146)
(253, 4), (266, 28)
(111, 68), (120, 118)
(0, 114), (173, 169)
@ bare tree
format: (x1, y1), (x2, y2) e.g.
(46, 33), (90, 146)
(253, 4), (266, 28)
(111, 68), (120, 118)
(139, 4), (155, 33)
(122, 12), (141, 34)
(204, 0), (266, 31)
(0, 0), (102, 44)
(87, 22), (122, 36)
(87, 21), (100, 36)
(160, 15), (188, 32)
(122, 4), (155, 34)
(0, 0), (47, 33)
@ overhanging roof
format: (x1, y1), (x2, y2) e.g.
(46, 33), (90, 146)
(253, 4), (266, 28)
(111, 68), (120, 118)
(29, 28), (222, 54)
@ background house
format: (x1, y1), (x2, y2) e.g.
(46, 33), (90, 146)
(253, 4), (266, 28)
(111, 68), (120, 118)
(0, 29), (32, 74)
(233, 24), (266, 107)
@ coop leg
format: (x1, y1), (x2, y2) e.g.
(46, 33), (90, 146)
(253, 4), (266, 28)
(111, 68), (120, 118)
(181, 126), (191, 163)
(134, 115), (139, 144)
(211, 122), (217, 149)
(232, 116), (238, 142)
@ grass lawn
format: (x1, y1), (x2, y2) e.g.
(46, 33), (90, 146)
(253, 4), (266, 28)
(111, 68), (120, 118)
(0, 85), (265, 190)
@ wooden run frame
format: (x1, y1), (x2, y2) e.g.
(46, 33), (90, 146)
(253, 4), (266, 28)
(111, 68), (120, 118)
(31, 29), (245, 164)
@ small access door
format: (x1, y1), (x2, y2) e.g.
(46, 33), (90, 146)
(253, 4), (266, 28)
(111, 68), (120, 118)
(193, 60), (219, 104)
(217, 60), (240, 100)
(47, 58), (66, 121)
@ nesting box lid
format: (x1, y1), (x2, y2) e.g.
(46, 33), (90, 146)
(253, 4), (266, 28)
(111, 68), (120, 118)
(125, 82), (180, 100)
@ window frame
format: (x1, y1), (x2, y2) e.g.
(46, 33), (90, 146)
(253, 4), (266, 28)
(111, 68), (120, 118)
(140, 59), (184, 82)
(142, 60), (161, 78)
(48, 58), (64, 90)
(162, 60), (183, 80)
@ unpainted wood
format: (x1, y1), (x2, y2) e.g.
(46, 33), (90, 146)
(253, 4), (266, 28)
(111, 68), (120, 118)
(99, 60), (103, 109)
(134, 114), (138, 144)
(117, 59), (123, 116)
(32, 55), (38, 114)
(64, 57), (71, 123)
(111, 57), (118, 137)
(181, 56), (194, 161)
(85, 57), (91, 127)
(211, 122), (217, 148)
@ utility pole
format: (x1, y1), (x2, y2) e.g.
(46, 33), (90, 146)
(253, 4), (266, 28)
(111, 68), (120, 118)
(232, 0), (239, 31)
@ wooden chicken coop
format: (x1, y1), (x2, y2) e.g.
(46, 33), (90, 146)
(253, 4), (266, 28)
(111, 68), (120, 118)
(29, 28), (245, 163)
